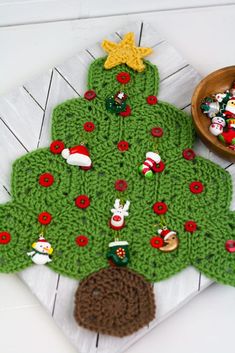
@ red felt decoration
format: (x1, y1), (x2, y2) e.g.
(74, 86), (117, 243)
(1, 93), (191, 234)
(190, 181), (204, 194)
(75, 195), (90, 209)
(84, 121), (95, 132)
(50, 140), (65, 154)
(38, 212), (52, 225)
(76, 235), (89, 247)
(39, 173), (54, 187)
(115, 179), (128, 192)
(151, 127), (163, 137)
(119, 105), (131, 117)
(0, 231), (11, 244)
(84, 90), (96, 100)
(153, 202), (168, 215)
(116, 72), (131, 84)
(117, 140), (129, 152)
(150, 236), (164, 248)
(146, 95), (158, 105)
(184, 221), (197, 233)
(182, 148), (196, 160)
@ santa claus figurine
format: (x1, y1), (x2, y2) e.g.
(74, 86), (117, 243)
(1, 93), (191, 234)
(223, 97), (235, 119)
(61, 144), (92, 170)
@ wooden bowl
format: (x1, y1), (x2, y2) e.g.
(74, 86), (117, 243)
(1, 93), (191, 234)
(191, 66), (235, 162)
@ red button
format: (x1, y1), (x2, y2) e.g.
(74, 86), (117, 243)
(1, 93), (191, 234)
(117, 140), (129, 152)
(147, 95), (158, 105)
(189, 181), (204, 194)
(0, 231), (11, 244)
(116, 72), (131, 84)
(115, 179), (128, 192)
(152, 161), (165, 173)
(150, 236), (164, 248)
(38, 212), (52, 225)
(50, 140), (65, 154)
(225, 240), (235, 253)
(84, 90), (96, 100)
(151, 127), (163, 137)
(182, 148), (196, 160)
(119, 105), (131, 117)
(84, 121), (95, 132)
(153, 202), (168, 215)
(75, 235), (89, 247)
(75, 195), (90, 209)
(184, 221), (197, 233)
(39, 173), (54, 187)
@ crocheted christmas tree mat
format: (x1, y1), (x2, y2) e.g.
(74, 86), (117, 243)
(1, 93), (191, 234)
(0, 22), (234, 345)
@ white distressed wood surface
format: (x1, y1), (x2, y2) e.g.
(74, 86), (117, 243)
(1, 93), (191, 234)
(2, 20), (234, 353)
(0, 0), (234, 27)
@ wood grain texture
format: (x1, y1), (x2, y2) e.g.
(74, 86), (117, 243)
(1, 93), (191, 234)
(0, 20), (220, 353)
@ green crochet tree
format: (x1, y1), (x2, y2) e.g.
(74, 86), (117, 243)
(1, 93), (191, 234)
(0, 32), (234, 336)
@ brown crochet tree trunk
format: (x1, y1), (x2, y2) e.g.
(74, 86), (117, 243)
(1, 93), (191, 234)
(74, 267), (156, 337)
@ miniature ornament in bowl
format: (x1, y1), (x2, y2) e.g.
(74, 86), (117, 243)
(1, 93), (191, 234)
(209, 116), (226, 136)
(27, 236), (53, 265)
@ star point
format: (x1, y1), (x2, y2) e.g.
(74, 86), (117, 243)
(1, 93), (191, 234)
(101, 32), (153, 72)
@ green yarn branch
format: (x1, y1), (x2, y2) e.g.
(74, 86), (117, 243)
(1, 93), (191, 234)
(0, 57), (235, 287)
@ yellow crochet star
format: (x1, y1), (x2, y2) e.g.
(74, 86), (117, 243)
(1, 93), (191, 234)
(102, 32), (153, 72)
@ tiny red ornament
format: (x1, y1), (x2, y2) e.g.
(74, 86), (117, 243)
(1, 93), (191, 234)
(115, 179), (128, 192)
(182, 148), (196, 160)
(184, 221), (197, 233)
(84, 121), (95, 132)
(153, 202), (168, 215)
(0, 231), (11, 244)
(38, 212), (52, 225)
(119, 105), (131, 117)
(116, 72), (131, 84)
(75, 195), (90, 209)
(190, 181), (204, 194)
(150, 236), (164, 248)
(84, 90), (96, 100)
(147, 95), (158, 105)
(50, 140), (65, 154)
(117, 140), (129, 152)
(39, 173), (54, 187)
(225, 239), (235, 253)
(152, 161), (165, 173)
(75, 235), (89, 247)
(151, 127), (163, 137)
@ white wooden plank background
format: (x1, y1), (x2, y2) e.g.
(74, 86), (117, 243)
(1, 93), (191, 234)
(0, 0), (234, 26)
(1, 19), (228, 353)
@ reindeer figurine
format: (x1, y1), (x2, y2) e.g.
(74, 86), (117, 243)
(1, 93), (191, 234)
(109, 199), (130, 230)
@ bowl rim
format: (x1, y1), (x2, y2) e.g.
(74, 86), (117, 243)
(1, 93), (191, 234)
(191, 65), (235, 160)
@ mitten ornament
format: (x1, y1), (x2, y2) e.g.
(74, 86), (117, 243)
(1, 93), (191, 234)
(107, 240), (129, 266)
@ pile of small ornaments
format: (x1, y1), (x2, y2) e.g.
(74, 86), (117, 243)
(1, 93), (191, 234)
(200, 81), (235, 150)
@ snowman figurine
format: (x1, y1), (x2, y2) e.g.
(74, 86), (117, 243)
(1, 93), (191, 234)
(209, 116), (226, 136)
(27, 236), (53, 265)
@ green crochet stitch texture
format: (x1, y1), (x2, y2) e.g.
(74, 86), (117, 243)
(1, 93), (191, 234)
(0, 57), (235, 287)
